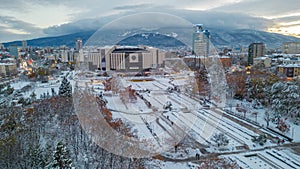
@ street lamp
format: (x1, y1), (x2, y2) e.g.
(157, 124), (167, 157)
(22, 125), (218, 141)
(292, 127), (294, 140)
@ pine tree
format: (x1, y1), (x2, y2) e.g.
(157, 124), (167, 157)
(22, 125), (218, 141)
(30, 91), (37, 101)
(46, 91), (50, 98)
(5, 84), (14, 95)
(28, 144), (47, 168)
(51, 88), (56, 96)
(59, 77), (72, 97)
(271, 81), (300, 118)
(50, 141), (72, 169)
(211, 133), (229, 147)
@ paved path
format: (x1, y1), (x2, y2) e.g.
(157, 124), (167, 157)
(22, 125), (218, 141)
(161, 142), (300, 163)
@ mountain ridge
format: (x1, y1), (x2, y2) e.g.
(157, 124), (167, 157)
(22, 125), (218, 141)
(3, 29), (300, 49)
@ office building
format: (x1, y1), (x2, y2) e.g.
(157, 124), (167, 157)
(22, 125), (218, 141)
(192, 24), (210, 57)
(9, 44), (19, 59)
(75, 38), (83, 51)
(248, 43), (265, 65)
(22, 40), (27, 50)
(282, 42), (300, 54)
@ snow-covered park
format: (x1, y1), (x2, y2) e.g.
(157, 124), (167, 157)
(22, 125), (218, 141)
(75, 71), (300, 168)
(1, 69), (300, 169)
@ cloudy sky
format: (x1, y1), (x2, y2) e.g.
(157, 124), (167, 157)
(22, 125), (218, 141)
(0, 0), (300, 42)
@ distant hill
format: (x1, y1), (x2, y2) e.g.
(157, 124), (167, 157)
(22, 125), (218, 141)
(3, 31), (95, 48)
(3, 29), (300, 49)
(117, 33), (186, 48)
(209, 29), (300, 48)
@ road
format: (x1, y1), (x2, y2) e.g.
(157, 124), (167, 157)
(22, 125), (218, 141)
(161, 142), (300, 163)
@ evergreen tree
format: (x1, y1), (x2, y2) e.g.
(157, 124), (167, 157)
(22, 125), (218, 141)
(59, 77), (72, 97)
(5, 84), (14, 95)
(49, 141), (72, 169)
(28, 144), (47, 168)
(51, 88), (56, 96)
(211, 133), (229, 147)
(271, 81), (300, 118)
(30, 91), (37, 101)
(46, 91), (50, 98)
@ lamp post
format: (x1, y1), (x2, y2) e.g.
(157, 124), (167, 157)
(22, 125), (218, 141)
(292, 127), (294, 140)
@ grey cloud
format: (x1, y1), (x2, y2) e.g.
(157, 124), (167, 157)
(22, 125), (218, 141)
(43, 14), (122, 35)
(279, 23), (300, 28)
(0, 29), (43, 42)
(0, 0), (30, 12)
(113, 3), (155, 10)
(1, 0), (296, 42)
(273, 15), (300, 23)
(0, 16), (36, 30)
(0, 30), (21, 42)
(0, 16), (44, 42)
(174, 10), (274, 30)
(213, 0), (300, 16)
(43, 9), (275, 36)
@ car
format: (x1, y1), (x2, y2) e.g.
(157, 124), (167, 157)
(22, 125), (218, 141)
(233, 95), (243, 100)
(202, 104), (210, 109)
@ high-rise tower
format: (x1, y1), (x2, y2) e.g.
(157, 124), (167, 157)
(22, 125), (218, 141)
(192, 24), (210, 57)
(9, 44), (19, 59)
(22, 40), (27, 50)
(248, 43), (265, 65)
(75, 38), (83, 51)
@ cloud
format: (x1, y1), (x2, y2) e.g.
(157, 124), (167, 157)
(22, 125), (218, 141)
(0, 0), (29, 11)
(174, 10), (274, 30)
(0, 16), (44, 42)
(272, 15), (300, 24)
(0, 0), (298, 42)
(43, 9), (274, 36)
(113, 3), (155, 10)
(43, 14), (122, 35)
(213, 0), (300, 17)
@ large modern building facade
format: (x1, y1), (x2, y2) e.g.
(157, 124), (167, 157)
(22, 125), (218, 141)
(248, 43), (266, 65)
(282, 42), (300, 54)
(85, 46), (166, 72)
(192, 24), (210, 57)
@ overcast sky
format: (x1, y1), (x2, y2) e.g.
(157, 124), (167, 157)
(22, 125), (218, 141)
(0, 0), (300, 42)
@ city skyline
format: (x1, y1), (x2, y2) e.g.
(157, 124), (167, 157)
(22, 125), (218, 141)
(0, 0), (300, 42)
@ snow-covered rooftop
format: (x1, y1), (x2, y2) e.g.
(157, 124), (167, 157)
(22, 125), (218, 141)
(278, 64), (300, 68)
(0, 63), (15, 66)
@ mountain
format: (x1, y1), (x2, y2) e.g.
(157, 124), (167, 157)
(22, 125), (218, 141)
(3, 31), (95, 48)
(3, 29), (300, 49)
(209, 29), (300, 48)
(117, 33), (185, 48)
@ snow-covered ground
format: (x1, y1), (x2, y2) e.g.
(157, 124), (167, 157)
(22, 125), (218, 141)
(147, 160), (200, 169)
(77, 72), (299, 168)
(225, 98), (300, 142)
(5, 69), (299, 168)
(223, 148), (300, 169)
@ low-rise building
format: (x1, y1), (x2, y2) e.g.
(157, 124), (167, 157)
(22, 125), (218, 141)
(0, 63), (17, 77)
(183, 55), (231, 69)
(253, 57), (271, 68)
(277, 64), (300, 78)
(219, 56), (231, 68)
(282, 57), (300, 65)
